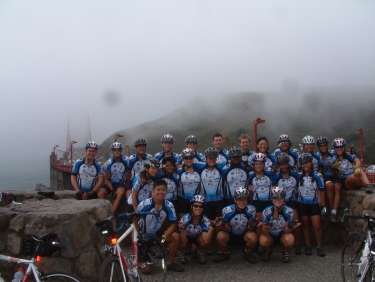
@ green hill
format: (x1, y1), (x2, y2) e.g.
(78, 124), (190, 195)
(99, 89), (375, 165)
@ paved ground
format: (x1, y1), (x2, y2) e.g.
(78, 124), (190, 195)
(166, 245), (342, 282)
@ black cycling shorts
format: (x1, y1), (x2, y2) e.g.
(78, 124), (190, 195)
(285, 199), (297, 210)
(224, 198), (235, 207)
(229, 232), (246, 246)
(323, 175), (340, 184)
(204, 200), (224, 220)
(177, 196), (191, 214)
(253, 200), (272, 213)
(297, 202), (320, 217)
(100, 183), (126, 194)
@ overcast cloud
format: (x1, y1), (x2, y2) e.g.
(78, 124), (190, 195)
(0, 0), (375, 186)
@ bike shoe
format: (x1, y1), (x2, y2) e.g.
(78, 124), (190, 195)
(198, 252), (206, 264)
(244, 252), (257, 263)
(282, 252), (290, 263)
(317, 247), (325, 257)
(206, 246), (213, 255)
(262, 250), (272, 262)
(305, 245), (312, 255)
(366, 184), (374, 194)
(179, 253), (188, 264)
(167, 262), (184, 272)
(213, 253), (229, 263)
(295, 244), (302, 255)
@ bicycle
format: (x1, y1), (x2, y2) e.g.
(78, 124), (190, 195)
(341, 208), (375, 282)
(0, 232), (83, 281)
(96, 212), (168, 282)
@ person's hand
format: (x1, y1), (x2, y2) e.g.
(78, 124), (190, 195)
(320, 206), (327, 215)
(333, 161), (341, 169)
(82, 192), (89, 200)
(178, 222), (186, 230)
(354, 166), (361, 175)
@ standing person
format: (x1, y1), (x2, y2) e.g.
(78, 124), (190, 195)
(212, 133), (230, 164)
(176, 148), (205, 219)
(154, 134), (179, 170)
(178, 195), (215, 265)
(239, 134), (253, 169)
(251, 137), (276, 172)
(273, 152), (301, 254)
(222, 146), (249, 206)
(297, 152), (326, 257)
(350, 144), (356, 155)
(274, 134), (299, 171)
(183, 135), (206, 163)
(213, 187), (258, 264)
(127, 138), (153, 186)
(299, 135), (323, 173)
(71, 141), (103, 200)
(127, 158), (160, 212)
(316, 136), (340, 223)
(332, 138), (374, 194)
(97, 142), (128, 213)
(259, 187), (300, 263)
(248, 153), (274, 221)
(135, 179), (183, 272)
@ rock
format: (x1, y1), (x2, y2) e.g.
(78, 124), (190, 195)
(37, 257), (74, 274)
(70, 213), (93, 250)
(95, 207), (110, 221)
(362, 196), (375, 210)
(75, 250), (101, 281)
(0, 240), (6, 252)
(9, 214), (24, 233)
(7, 232), (21, 255)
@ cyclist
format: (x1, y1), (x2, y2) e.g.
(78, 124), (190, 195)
(154, 157), (179, 209)
(212, 133), (230, 164)
(135, 179), (183, 272)
(259, 187), (300, 263)
(248, 153), (274, 222)
(97, 142), (128, 213)
(222, 146), (249, 206)
(154, 134), (179, 170)
(176, 148), (205, 219)
(71, 141), (103, 200)
(272, 152), (301, 255)
(239, 134), (253, 169)
(250, 137), (276, 172)
(299, 135), (323, 173)
(297, 152), (326, 257)
(274, 134), (299, 171)
(331, 138), (374, 194)
(127, 158), (160, 212)
(316, 136), (340, 222)
(178, 195), (214, 265)
(178, 135), (205, 163)
(213, 187), (258, 264)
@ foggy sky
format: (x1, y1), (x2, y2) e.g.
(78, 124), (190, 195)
(1, 0), (375, 180)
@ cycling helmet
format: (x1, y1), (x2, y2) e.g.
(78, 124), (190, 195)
(143, 158), (160, 168)
(204, 147), (218, 158)
(110, 142), (123, 150)
(190, 195), (206, 205)
(316, 136), (329, 145)
(272, 186), (286, 199)
(302, 135), (315, 144)
(277, 134), (292, 144)
(134, 138), (147, 147)
(181, 148), (195, 158)
(185, 135), (198, 143)
(298, 152), (313, 163)
(229, 146), (243, 158)
(234, 187), (250, 199)
(276, 152), (290, 164)
(251, 153), (267, 163)
(161, 134), (175, 143)
(332, 138), (346, 148)
(85, 141), (99, 150)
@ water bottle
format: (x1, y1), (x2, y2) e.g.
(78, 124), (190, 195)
(11, 267), (24, 282)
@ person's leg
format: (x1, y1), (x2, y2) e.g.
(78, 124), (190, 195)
(97, 187), (108, 199)
(300, 215), (310, 248)
(216, 231), (230, 255)
(345, 172), (370, 190)
(259, 233), (273, 251)
(325, 181), (334, 210)
(280, 233), (295, 252)
(112, 187), (125, 213)
(333, 183), (342, 211)
(166, 232), (180, 264)
(311, 215), (322, 246)
(244, 231), (258, 251)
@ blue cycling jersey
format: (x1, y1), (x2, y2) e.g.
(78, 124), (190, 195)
(217, 148), (230, 164)
(103, 155), (128, 184)
(198, 162), (225, 201)
(273, 170), (299, 202)
(154, 151), (179, 169)
(222, 163), (248, 199)
(332, 153), (357, 179)
(248, 171), (274, 201)
(127, 176), (154, 205)
(127, 153), (153, 180)
(71, 158), (103, 192)
(177, 163), (205, 200)
(297, 171), (325, 204)
(222, 204), (256, 236)
(274, 148), (299, 170)
(317, 150), (336, 177)
(298, 151), (323, 172)
(153, 173), (179, 201)
(179, 213), (210, 238)
(262, 205), (294, 237)
(177, 151), (206, 165)
(248, 152), (276, 172)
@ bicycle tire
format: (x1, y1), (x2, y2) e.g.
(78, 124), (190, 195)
(137, 233), (167, 282)
(41, 272), (84, 281)
(99, 256), (127, 282)
(341, 232), (365, 282)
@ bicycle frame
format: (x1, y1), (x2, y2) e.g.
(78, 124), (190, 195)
(0, 254), (41, 282)
(358, 229), (373, 281)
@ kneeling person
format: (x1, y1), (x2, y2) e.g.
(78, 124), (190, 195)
(214, 187), (258, 264)
(259, 187), (300, 263)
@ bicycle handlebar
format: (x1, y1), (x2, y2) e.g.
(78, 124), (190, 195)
(342, 208), (375, 232)
(117, 211), (159, 232)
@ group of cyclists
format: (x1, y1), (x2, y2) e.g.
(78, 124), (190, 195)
(70, 133), (374, 272)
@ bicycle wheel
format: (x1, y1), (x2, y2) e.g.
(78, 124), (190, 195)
(99, 256), (126, 282)
(137, 233), (167, 282)
(41, 272), (84, 281)
(364, 258), (375, 282)
(341, 232), (365, 282)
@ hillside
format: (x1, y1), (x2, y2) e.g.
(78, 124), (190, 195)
(100, 88), (375, 164)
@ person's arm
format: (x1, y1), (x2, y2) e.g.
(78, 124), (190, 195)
(200, 226), (215, 246)
(104, 172), (113, 191)
(319, 189), (325, 207)
(248, 184), (254, 204)
(71, 175), (80, 192)
(164, 223), (177, 239)
(132, 190), (139, 211)
(92, 174), (104, 193)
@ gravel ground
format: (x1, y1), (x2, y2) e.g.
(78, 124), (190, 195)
(165, 245), (342, 282)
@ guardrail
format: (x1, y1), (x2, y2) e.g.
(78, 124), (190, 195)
(366, 172), (375, 184)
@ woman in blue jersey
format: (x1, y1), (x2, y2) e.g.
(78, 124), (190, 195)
(274, 134), (299, 171)
(250, 137), (276, 172)
(331, 138), (373, 194)
(176, 148), (205, 219)
(300, 135), (323, 173)
(297, 152), (326, 257)
(178, 195), (214, 265)
(248, 153), (274, 221)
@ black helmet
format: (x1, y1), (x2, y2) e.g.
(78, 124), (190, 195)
(276, 152), (290, 164)
(134, 138), (147, 147)
(185, 135), (198, 143)
(316, 136), (329, 145)
(277, 134), (292, 144)
(143, 158), (160, 168)
(204, 147), (218, 158)
(298, 152), (313, 163)
(229, 146), (243, 158)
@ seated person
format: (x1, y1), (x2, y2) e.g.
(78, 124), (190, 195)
(213, 187), (258, 264)
(135, 179), (183, 272)
(178, 195), (214, 265)
(259, 187), (300, 263)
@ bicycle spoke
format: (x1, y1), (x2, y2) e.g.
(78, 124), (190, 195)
(341, 232), (365, 282)
(99, 256), (124, 282)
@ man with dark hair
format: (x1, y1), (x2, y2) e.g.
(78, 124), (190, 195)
(212, 133), (230, 164)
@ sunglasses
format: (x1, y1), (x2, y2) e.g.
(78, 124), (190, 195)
(192, 205), (204, 209)
(335, 146), (345, 149)
(112, 149), (122, 152)
(184, 157), (194, 160)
